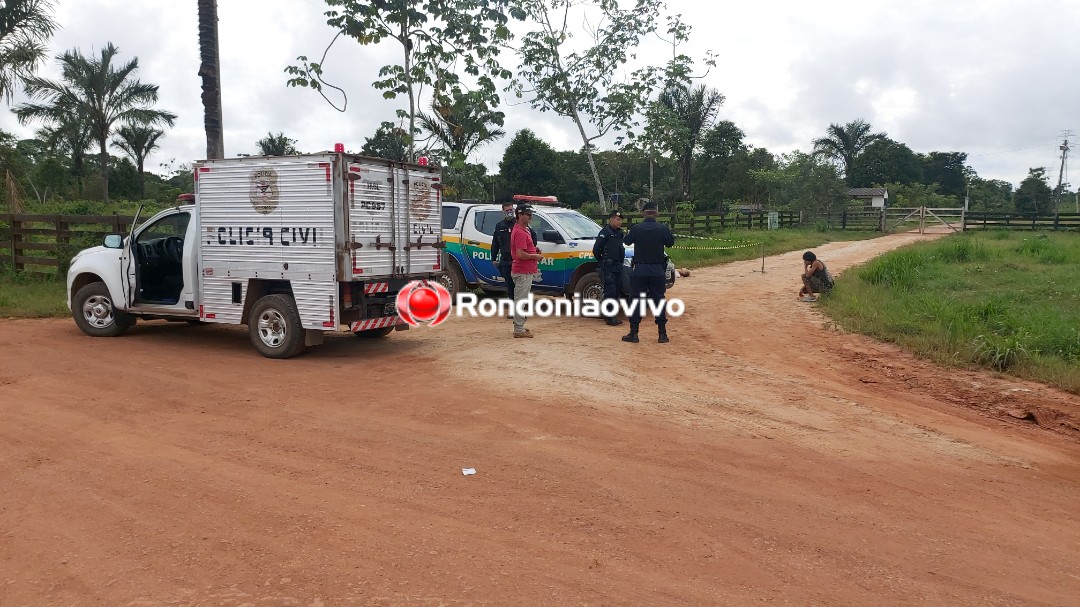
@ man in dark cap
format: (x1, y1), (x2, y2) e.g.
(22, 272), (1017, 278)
(621, 202), (675, 343)
(592, 209), (625, 325)
(510, 204), (544, 337)
(491, 200), (537, 316)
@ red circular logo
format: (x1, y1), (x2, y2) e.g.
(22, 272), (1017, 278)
(396, 280), (451, 327)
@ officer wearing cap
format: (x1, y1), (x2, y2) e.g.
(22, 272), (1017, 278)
(621, 202), (675, 343)
(592, 209), (626, 326)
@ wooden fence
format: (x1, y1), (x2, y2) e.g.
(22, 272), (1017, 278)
(0, 213), (136, 275)
(961, 212), (1080, 231)
(587, 211), (802, 234)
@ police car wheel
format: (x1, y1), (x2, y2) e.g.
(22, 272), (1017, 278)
(437, 261), (465, 299)
(575, 271), (604, 302)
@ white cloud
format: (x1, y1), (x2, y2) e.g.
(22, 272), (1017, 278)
(1, 0), (1077, 190)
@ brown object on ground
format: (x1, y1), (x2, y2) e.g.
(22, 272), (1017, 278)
(2, 232), (1079, 606)
(677, 267), (691, 277)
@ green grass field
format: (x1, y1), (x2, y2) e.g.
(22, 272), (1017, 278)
(818, 230), (1080, 394)
(0, 271), (68, 318)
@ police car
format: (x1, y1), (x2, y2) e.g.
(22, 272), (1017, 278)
(439, 198), (675, 301)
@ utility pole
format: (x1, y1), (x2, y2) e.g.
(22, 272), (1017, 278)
(1053, 130), (1072, 213)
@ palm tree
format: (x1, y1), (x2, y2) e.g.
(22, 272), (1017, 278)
(198, 0), (224, 159)
(417, 94), (506, 164)
(658, 84), (725, 200)
(13, 42), (177, 203)
(111, 125), (164, 199)
(255, 132), (299, 156)
(0, 0), (58, 105)
(812, 119), (886, 184)
(37, 115), (93, 197)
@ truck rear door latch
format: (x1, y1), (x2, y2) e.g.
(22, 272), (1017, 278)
(373, 234), (395, 251)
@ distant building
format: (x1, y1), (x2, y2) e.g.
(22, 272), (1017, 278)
(849, 187), (889, 208)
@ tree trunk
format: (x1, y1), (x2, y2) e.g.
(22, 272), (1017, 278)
(569, 107), (606, 212)
(99, 138), (109, 204)
(137, 158), (145, 200)
(402, 20), (416, 162)
(198, 0), (225, 160)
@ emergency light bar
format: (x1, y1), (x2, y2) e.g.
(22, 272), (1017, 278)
(512, 194), (560, 206)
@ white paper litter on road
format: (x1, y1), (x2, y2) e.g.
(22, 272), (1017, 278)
(462, 468), (476, 476)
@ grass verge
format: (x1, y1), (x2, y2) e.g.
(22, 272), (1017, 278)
(0, 270), (69, 318)
(817, 230), (1080, 394)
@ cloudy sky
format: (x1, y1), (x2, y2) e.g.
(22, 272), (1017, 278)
(2, 0), (1078, 189)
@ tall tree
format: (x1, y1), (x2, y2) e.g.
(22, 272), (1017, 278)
(811, 118), (886, 185)
(1015, 167), (1051, 214)
(509, 2), (713, 211)
(14, 43), (177, 203)
(918, 151), (968, 199)
(417, 91), (505, 164)
(361, 122), (408, 161)
(37, 116), (92, 197)
(111, 124), (164, 199)
(285, 0), (516, 162)
(751, 151), (847, 216)
(657, 83), (724, 199)
(198, 0), (224, 159)
(255, 131), (299, 155)
(498, 128), (559, 197)
(850, 138), (923, 187)
(0, 0), (58, 105)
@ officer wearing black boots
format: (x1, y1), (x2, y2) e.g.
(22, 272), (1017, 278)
(592, 209), (625, 326)
(621, 202), (675, 343)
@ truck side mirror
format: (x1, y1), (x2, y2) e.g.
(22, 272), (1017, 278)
(541, 230), (564, 244)
(103, 234), (123, 249)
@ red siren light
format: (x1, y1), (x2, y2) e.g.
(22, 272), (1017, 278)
(334, 143), (344, 153)
(418, 156), (428, 166)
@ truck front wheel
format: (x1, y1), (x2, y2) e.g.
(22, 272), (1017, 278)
(248, 294), (306, 359)
(72, 281), (134, 337)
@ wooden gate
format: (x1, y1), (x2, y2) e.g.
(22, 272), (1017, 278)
(886, 207), (964, 234)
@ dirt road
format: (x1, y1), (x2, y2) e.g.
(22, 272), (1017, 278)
(2, 232), (1079, 606)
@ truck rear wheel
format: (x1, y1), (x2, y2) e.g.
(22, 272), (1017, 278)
(248, 294), (306, 359)
(72, 281), (134, 337)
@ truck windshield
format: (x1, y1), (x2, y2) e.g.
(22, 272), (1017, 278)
(548, 212), (602, 240)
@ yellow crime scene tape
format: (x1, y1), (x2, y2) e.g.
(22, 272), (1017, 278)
(670, 233), (762, 251)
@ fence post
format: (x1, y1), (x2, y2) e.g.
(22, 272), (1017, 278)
(11, 216), (23, 271)
(1054, 213), (1060, 230)
(841, 210), (847, 230)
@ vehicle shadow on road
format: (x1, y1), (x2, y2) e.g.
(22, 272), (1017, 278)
(79, 320), (428, 359)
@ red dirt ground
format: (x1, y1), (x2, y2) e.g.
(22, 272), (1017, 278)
(2, 232), (1078, 606)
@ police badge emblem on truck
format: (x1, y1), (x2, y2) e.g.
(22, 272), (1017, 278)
(249, 168), (279, 215)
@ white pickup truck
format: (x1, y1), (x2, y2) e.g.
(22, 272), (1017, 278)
(66, 151), (445, 358)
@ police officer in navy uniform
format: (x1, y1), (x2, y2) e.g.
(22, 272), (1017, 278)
(592, 209), (626, 326)
(491, 201), (537, 316)
(621, 202), (675, 343)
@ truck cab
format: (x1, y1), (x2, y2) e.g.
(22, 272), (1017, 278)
(439, 201), (675, 301)
(67, 204), (201, 338)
